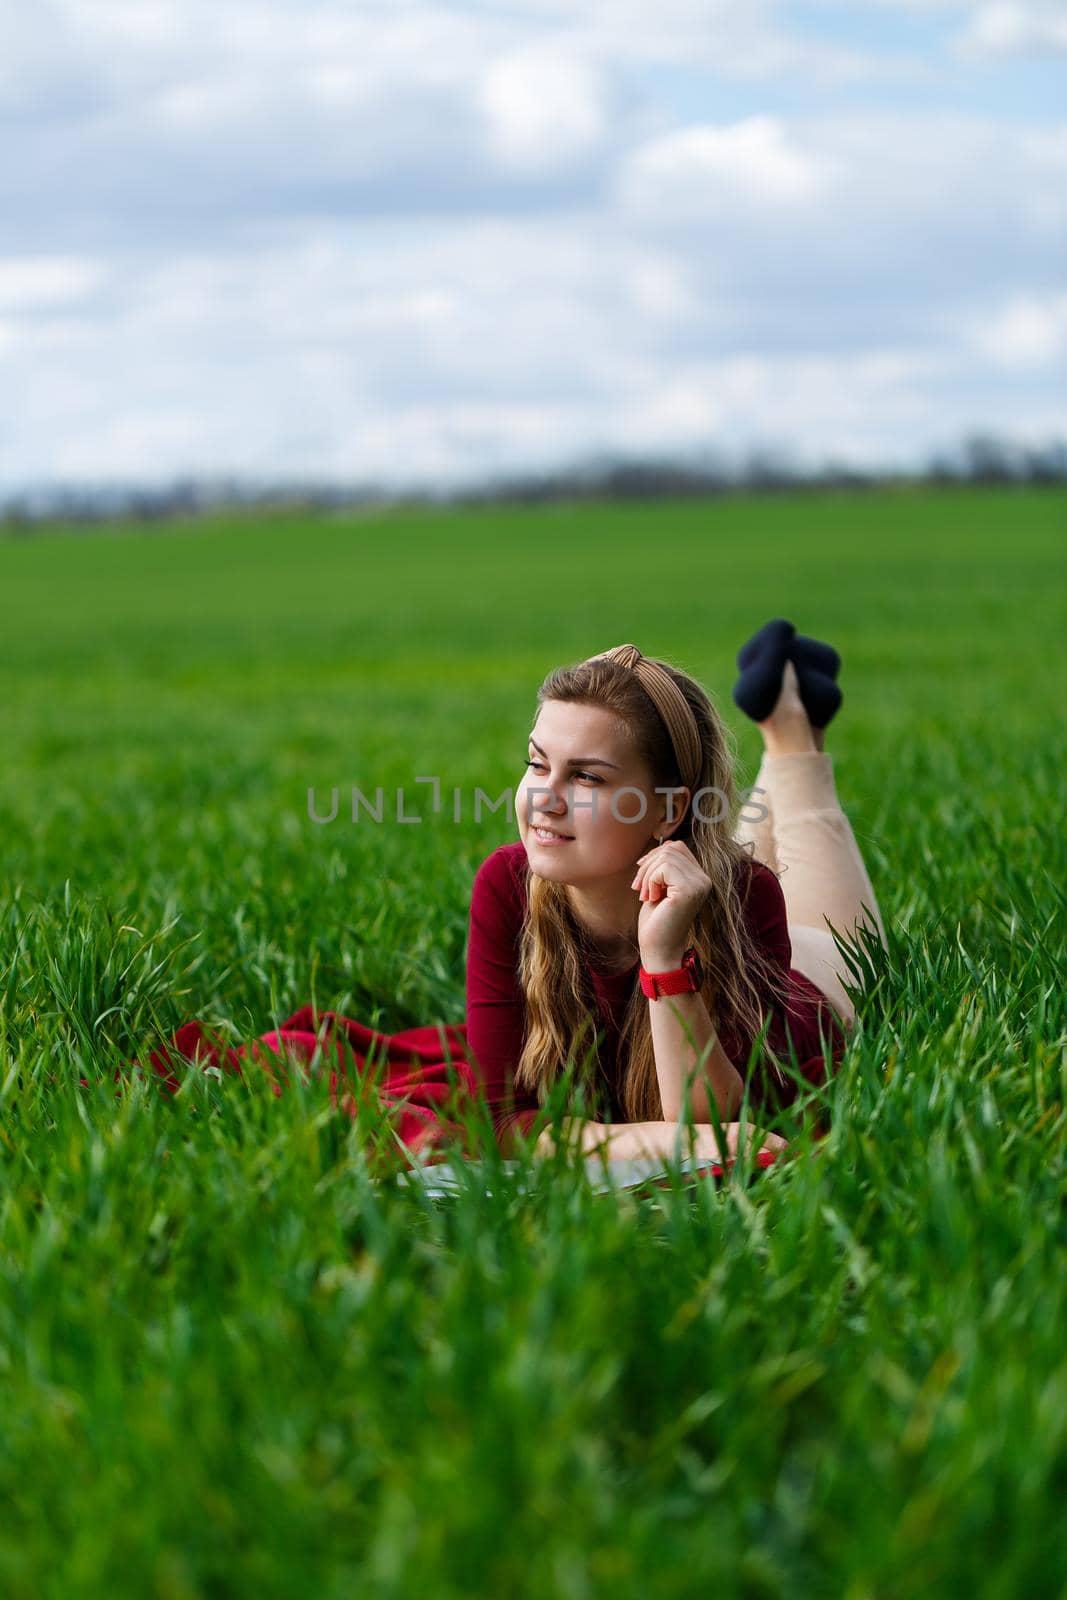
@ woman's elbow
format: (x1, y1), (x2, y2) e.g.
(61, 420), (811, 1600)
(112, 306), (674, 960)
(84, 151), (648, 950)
(685, 1071), (744, 1125)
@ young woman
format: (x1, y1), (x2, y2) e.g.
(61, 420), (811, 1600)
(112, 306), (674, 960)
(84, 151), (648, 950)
(132, 623), (887, 1174)
(465, 629), (888, 1167)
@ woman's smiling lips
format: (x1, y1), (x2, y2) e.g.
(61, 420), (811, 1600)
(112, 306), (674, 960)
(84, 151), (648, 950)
(531, 823), (574, 844)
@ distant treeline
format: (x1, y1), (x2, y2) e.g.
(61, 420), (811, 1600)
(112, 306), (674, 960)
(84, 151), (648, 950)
(3, 432), (1065, 531)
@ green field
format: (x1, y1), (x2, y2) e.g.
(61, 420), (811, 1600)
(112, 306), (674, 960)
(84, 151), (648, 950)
(2, 487), (1065, 1597)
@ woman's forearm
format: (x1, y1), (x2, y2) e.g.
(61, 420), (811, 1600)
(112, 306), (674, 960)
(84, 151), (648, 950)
(535, 1118), (682, 1160)
(536, 1117), (782, 1163)
(578, 1119), (689, 1160)
(642, 971), (744, 1122)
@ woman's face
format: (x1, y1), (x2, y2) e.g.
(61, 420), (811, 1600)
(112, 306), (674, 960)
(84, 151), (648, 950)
(516, 700), (678, 883)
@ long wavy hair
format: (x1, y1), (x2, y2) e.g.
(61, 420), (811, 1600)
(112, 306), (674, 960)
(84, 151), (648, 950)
(514, 650), (794, 1121)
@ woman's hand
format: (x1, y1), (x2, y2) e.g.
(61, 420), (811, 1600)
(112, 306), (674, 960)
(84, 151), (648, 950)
(631, 840), (712, 966)
(534, 1125), (559, 1157)
(711, 1121), (789, 1158)
(533, 1119), (603, 1158)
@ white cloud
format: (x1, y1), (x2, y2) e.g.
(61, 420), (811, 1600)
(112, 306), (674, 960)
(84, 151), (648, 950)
(596, 347), (956, 464)
(956, 2), (1067, 56)
(151, 77), (269, 132)
(618, 117), (830, 218)
(823, 1), (1067, 59)
(0, 256), (105, 311)
(53, 0), (184, 49)
(1, 4), (1065, 490)
(2, 196), (1061, 491)
(622, 254), (702, 321)
(479, 49), (607, 174)
(969, 292), (1067, 366)
(482, 0), (917, 83)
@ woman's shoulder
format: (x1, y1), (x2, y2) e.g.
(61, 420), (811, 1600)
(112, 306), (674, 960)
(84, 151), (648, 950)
(733, 848), (785, 909)
(474, 840), (529, 885)
(471, 842), (530, 914)
(730, 848), (791, 966)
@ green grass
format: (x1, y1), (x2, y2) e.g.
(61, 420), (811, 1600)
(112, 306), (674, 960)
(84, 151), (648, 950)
(1, 486), (1065, 1598)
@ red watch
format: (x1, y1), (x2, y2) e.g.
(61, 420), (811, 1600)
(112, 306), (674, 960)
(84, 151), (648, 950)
(639, 946), (703, 1000)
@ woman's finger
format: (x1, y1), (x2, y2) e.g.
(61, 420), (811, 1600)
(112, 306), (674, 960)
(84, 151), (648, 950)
(638, 862), (672, 899)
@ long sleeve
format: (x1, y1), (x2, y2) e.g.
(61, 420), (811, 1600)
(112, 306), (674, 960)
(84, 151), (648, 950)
(738, 857), (793, 982)
(714, 858), (793, 1066)
(732, 855), (847, 1115)
(465, 847), (542, 1149)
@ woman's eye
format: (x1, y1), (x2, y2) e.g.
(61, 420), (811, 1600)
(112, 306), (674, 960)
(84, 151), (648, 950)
(524, 759), (600, 784)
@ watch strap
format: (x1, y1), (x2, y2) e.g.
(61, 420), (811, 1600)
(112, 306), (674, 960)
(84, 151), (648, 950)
(639, 946), (702, 999)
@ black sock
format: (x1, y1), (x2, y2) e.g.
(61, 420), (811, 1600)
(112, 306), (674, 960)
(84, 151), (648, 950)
(733, 620), (843, 729)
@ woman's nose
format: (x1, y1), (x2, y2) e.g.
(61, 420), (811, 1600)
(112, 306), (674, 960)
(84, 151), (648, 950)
(528, 773), (571, 813)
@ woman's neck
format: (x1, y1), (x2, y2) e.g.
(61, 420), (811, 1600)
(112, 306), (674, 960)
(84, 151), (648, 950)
(567, 875), (641, 970)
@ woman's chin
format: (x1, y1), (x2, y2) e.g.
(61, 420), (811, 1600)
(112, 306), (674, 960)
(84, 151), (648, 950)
(524, 841), (578, 878)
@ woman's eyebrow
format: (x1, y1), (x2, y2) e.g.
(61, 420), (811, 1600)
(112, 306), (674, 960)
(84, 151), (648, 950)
(528, 737), (620, 770)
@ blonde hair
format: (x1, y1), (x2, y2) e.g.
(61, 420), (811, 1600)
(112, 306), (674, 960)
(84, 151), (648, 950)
(514, 648), (793, 1121)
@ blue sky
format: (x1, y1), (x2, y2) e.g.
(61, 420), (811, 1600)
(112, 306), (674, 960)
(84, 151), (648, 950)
(1, 0), (1064, 491)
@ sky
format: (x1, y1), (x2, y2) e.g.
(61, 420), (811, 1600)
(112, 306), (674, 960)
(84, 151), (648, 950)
(1, 0), (1065, 492)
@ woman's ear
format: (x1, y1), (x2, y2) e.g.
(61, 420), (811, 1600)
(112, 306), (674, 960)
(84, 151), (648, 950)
(655, 787), (691, 839)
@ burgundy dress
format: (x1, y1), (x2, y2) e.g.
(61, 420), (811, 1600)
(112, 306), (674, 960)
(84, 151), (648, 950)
(107, 842), (846, 1166)
(464, 843), (847, 1147)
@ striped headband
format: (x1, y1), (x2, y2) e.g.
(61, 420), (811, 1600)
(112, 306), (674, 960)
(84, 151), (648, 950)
(584, 643), (703, 797)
